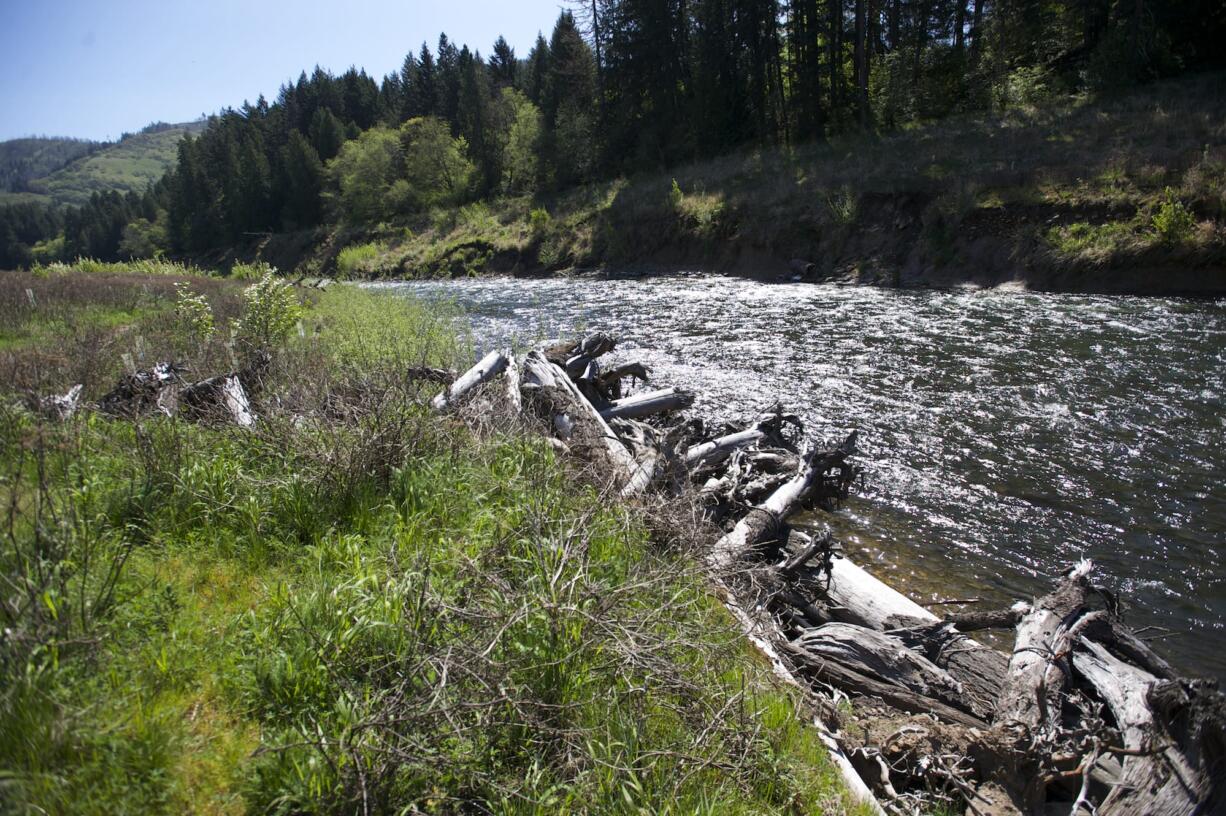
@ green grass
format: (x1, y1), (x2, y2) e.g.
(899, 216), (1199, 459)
(0, 264), (859, 815)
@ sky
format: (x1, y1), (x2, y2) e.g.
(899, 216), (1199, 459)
(0, 0), (567, 142)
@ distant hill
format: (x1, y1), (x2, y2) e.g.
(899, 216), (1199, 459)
(0, 121), (207, 208)
(0, 137), (102, 197)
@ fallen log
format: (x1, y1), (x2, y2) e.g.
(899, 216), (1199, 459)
(709, 431), (857, 570)
(180, 373), (256, 427)
(98, 362), (186, 417)
(683, 427), (765, 468)
(503, 352), (522, 414)
(431, 350), (509, 411)
(38, 383), (84, 420)
(521, 351), (638, 487)
(793, 623), (970, 715)
(1073, 639), (1226, 816)
(597, 362), (649, 400)
(599, 387), (695, 421)
(784, 640), (988, 730)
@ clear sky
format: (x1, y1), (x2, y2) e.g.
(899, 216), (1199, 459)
(0, 0), (566, 142)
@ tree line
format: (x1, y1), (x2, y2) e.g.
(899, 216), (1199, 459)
(2, 0), (1220, 267)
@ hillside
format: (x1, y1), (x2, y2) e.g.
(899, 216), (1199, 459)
(278, 71), (1225, 295)
(0, 122), (204, 208)
(0, 137), (101, 199)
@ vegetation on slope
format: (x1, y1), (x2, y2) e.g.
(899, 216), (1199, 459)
(0, 137), (101, 200)
(0, 264), (863, 815)
(0, 123), (205, 209)
(272, 72), (1226, 293)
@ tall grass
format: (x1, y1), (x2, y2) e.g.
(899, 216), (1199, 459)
(0, 267), (859, 815)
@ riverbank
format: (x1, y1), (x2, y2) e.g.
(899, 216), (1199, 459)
(0, 264), (863, 814)
(212, 72), (1226, 296)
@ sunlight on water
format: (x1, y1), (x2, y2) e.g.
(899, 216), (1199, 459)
(372, 276), (1226, 679)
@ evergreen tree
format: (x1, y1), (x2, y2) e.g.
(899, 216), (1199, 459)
(280, 130), (325, 228)
(436, 33), (462, 127)
(309, 107), (347, 162)
(489, 36), (517, 87)
(523, 33), (551, 104)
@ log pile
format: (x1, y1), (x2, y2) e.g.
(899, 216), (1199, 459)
(433, 331), (1223, 816)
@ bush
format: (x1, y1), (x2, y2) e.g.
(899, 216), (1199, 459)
(1152, 187), (1196, 244)
(234, 271), (301, 352)
(528, 207), (552, 238)
(173, 281), (215, 342)
(336, 241), (387, 277)
(669, 178), (684, 209)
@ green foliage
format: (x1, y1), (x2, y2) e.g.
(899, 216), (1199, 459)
(668, 177), (684, 209)
(234, 271), (301, 351)
(335, 241), (390, 277)
(118, 216), (167, 260)
(529, 207), (552, 237)
(1152, 187), (1196, 244)
(501, 89), (542, 194)
(399, 116), (476, 209)
(329, 126), (404, 224)
(173, 281), (215, 342)
(826, 187), (859, 225)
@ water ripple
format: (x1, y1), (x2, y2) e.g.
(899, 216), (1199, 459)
(371, 277), (1226, 680)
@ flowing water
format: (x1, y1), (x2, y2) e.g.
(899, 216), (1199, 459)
(373, 275), (1226, 679)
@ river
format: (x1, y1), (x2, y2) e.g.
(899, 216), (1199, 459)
(372, 275), (1226, 679)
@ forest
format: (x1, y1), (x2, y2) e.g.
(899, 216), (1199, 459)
(0, 0), (1222, 269)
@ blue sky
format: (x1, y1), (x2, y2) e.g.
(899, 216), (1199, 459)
(0, 0), (566, 142)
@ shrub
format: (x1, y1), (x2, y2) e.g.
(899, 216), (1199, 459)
(528, 207), (552, 238)
(668, 178), (684, 209)
(234, 271), (301, 351)
(336, 242), (387, 277)
(173, 281), (215, 342)
(1152, 187), (1196, 244)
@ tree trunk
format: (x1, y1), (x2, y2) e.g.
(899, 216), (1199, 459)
(431, 350), (509, 411)
(599, 387), (695, 421)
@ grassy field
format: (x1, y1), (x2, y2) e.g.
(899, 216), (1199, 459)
(0, 263), (863, 815)
(0, 124), (203, 209)
(296, 71), (1224, 293)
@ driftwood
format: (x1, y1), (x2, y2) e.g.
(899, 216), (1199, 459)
(599, 387), (695, 421)
(494, 329), (1220, 816)
(98, 362), (186, 417)
(431, 350), (509, 411)
(180, 373), (256, 427)
(38, 383), (83, 420)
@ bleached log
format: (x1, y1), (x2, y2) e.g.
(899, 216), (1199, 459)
(180, 373), (255, 427)
(784, 639), (987, 729)
(793, 623), (969, 714)
(709, 431), (857, 569)
(503, 352), (522, 414)
(431, 350), (509, 411)
(98, 362), (185, 417)
(805, 556), (1006, 718)
(599, 387), (695, 421)
(39, 383), (84, 420)
(684, 428), (766, 468)
(1073, 639), (1220, 816)
(824, 557), (937, 631)
(994, 560), (1094, 738)
(521, 351), (637, 486)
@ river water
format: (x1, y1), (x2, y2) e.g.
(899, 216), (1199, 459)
(373, 275), (1226, 679)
